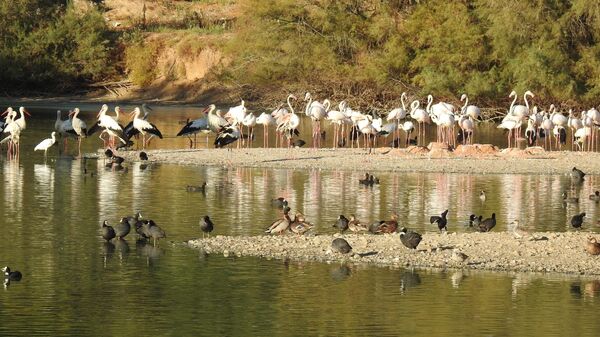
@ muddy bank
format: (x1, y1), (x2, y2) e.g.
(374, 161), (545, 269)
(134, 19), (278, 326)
(187, 232), (600, 276)
(119, 146), (600, 175)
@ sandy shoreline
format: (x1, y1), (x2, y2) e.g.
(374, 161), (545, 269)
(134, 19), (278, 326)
(117, 145), (600, 175)
(187, 232), (600, 276)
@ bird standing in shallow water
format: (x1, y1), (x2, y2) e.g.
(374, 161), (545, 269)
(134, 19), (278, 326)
(100, 220), (116, 242)
(114, 217), (131, 240)
(571, 212), (586, 229)
(479, 191), (486, 202)
(399, 227), (422, 249)
(139, 151), (148, 161)
(200, 215), (214, 238)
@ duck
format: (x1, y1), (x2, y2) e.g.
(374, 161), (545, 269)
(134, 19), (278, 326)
(1, 266), (22, 281)
(589, 191), (600, 201)
(186, 182), (207, 193)
(372, 212), (399, 234)
(430, 209), (448, 232)
(370, 175), (380, 185)
(562, 192), (579, 203)
(571, 212), (586, 229)
(200, 215), (214, 238)
(477, 213), (496, 232)
(399, 227), (422, 249)
(333, 215), (349, 233)
(290, 212), (314, 235)
(265, 207), (292, 235)
(571, 167), (586, 181)
(348, 215), (367, 232)
(292, 139), (306, 148)
(100, 220), (116, 242)
(114, 217), (131, 240)
(111, 155), (125, 165)
(586, 237), (600, 255)
(271, 197), (288, 209)
(139, 151), (148, 161)
(331, 238), (352, 254)
(479, 190), (486, 202)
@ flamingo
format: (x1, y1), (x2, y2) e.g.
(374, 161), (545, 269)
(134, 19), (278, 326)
(541, 113), (554, 150)
(524, 118), (536, 147)
(586, 107), (600, 151)
(458, 114), (474, 145)
(461, 94), (481, 120)
(304, 92), (328, 148)
(497, 114), (521, 148)
(241, 112), (257, 148)
(276, 94), (300, 147)
(256, 112), (275, 148)
(68, 108), (87, 157)
(427, 95), (455, 145)
(34, 132), (57, 158)
(400, 120), (415, 147)
(567, 109), (583, 150)
(129, 107), (163, 149)
(410, 100), (430, 145)
(574, 126), (591, 151)
(529, 106), (543, 145)
(226, 99), (247, 148)
(553, 125), (567, 150)
(508, 90), (534, 141)
(387, 92), (408, 140)
(271, 104), (289, 148)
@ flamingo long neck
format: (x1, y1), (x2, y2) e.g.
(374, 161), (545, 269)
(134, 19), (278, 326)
(56, 111), (61, 122)
(114, 108), (120, 120)
(287, 96), (295, 115)
(426, 95), (433, 114)
(304, 95), (312, 115)
(409, 100), (419, 117)
(524, 92), (531, 111)
(462, 95), (468, 112)
(323, 99), (331, 112)
(509, 93), (517, 113)
(400, 93), (407, 111)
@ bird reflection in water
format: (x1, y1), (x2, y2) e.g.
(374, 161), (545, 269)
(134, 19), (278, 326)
(137, 240), (164, 266)
(450, 271), (465, 289)
(400, 270), (421, 294)
(330, 264), (352, 282)
(102, 241), (116, 268)
(114, 239), (130, 263)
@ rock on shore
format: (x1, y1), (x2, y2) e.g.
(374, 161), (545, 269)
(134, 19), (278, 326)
(187, 232), (600, 276)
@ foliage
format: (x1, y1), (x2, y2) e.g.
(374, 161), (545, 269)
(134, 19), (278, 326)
(223, 0), (600, 106)
(0, 1), (112, 92)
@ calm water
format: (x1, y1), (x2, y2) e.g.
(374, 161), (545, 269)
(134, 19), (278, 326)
(0, 103), (599, 336)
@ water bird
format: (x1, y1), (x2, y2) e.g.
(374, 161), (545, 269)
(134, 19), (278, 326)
(571, 212), (586, 229)
(477, 213), (496, 232)
(111, 155), (125, 165)
(200, 215), (214, 238)
(67, 108), (87, 157)
(141, 220), (166, 246)
(292, 139), (306, 148)
(586, 237), (600, 255)
(130, 106), (163, 149)
(114, 217), (131, 239)
(214, 125), (240, 148)
(589, 191), (600, 201)
(2, 266), (22, 281)
(290, 212), (314, 235)
(271, 197), (288, 209)
(399, 227), (422, 249)
(139, 151), (148, 161)
(371, 212), (399, 234)
(176, 114), (210, 148)
(104, 148), (113, 158)
(562, 192), (579, 203)
(265, 207), (292, 235)
(348, 215), (367, 232)
(100, 220), (116, 242)
(333, 215), (349, 233)
(469, 214), (482, 227)
(571, 167), (586, 181)
(479, 190), (486, 202)
(34, 131), (57, 158)
(430, 209), (448, 232)
(359, 173), (372, 186)
(186, 182), (207, 192)
(331, 238), (352, 254)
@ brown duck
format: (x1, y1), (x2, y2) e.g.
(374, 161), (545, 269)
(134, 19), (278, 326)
(373, 212), (399, 234)
(586, 237), (600, 255)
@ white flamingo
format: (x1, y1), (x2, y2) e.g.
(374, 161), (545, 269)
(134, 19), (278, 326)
(509, 90), (534, 141)
(276, 94), (300, 147)
(497, 114), (521, 148)
(460, 94), (481, 120)
(567, 109), (583, 149)
(387, 92), (407, 139)
(541, 113), (554, 150)
(400, 120), (415, 147)
(458, 114), (474, 145)
(256, 112), (275, 148)
(326, 104), (348, 148)
(242, 112), (257, 148)
(410, 100), (430, 145)
(304, 92), (328, 148)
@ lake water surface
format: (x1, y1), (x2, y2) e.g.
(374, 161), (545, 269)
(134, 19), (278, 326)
(0, 103), (599, 336)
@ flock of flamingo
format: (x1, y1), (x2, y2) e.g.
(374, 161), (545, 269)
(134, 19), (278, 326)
(2, 90), (600, 159)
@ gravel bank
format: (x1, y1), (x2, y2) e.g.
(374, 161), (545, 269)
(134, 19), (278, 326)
(119, 146), (600, 174)
(187, 232), (600, 275)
